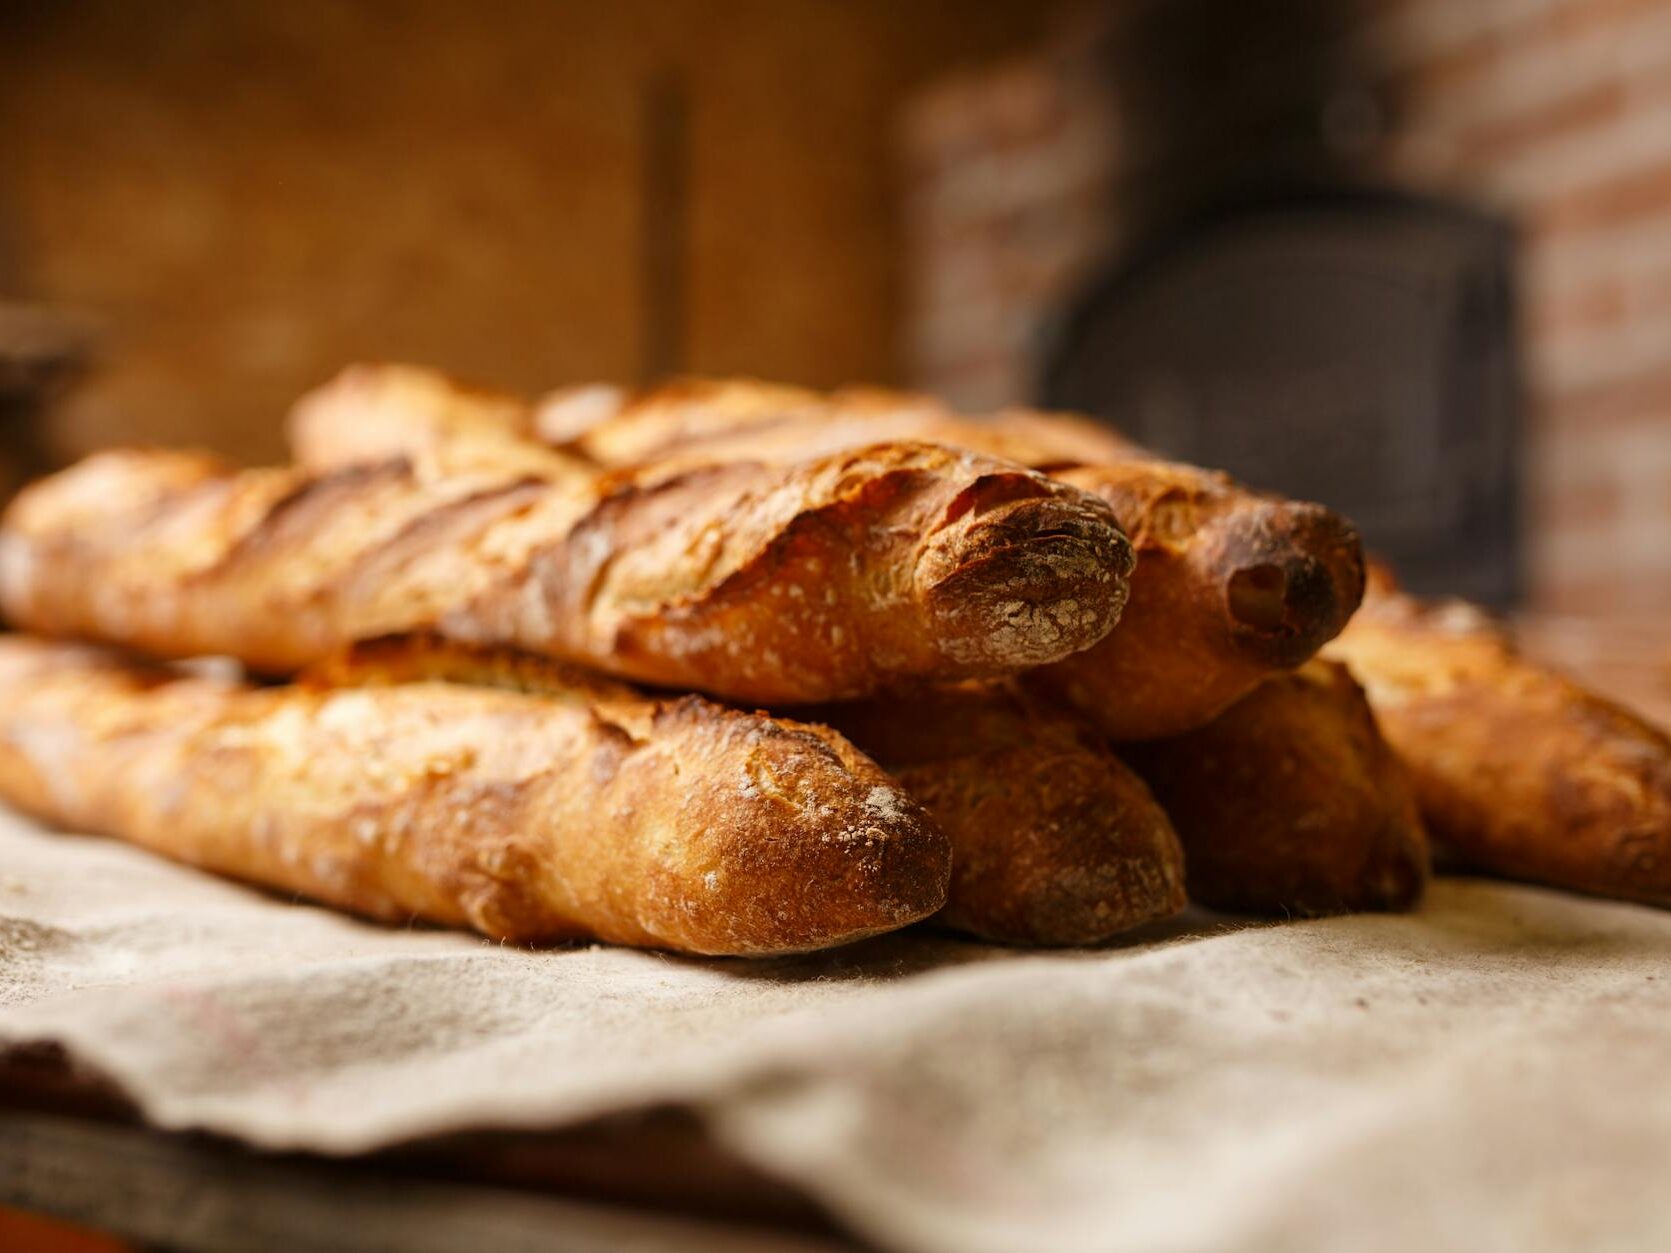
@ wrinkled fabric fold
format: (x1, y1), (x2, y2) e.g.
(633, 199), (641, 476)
(2, 806), (1669, 1253)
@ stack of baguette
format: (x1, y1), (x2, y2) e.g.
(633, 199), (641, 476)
(0, 364), (1666, 956)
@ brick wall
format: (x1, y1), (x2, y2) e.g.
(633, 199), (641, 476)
(901, 0), (1671, 614)
(900, 29), (1120, 413)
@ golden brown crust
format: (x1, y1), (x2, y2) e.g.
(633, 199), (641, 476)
(529, 376), (1365, 739)
(539, 376), (839, 464)
(1121, 659), (1430, 916)
(1325, 580), (1671, 907)
(547, 446), (1133, 700)
(1035, 462), (1366, 740)
(0, 635), (951, 955)
(318, 636), (1187, 946)
(290, 363), (593, 482)
(0, 436), (1133, 702)
(307, 630), (641, 702)
(538, 376), (1143, 472)
(810, 684), (1187, 944)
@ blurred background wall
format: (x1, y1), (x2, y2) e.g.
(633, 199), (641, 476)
(0, 0), (1052, 465)
(902, 0), (1671, 616)
(0, 0), (1667, 622)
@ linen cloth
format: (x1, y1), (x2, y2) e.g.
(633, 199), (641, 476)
(2, 806), (1668, 1253)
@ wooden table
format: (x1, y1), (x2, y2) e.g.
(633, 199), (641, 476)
(0, 1050), (855, 1251)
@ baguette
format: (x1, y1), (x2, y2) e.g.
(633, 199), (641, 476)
(1, 410), (1134, 704)
(1121, 658), (1430, 916)
(537, 377), (841, 464)
(290, 362), (593, 482)
(536, 377), (1140, 470)
(1326, 573), (1671, 907)
(808, 684), (1187, 944)
(655, 410), (1367, 739)
(292, 363), (1121, 491)
(0, 635), (951, 954)
(525, 375), (1366, 739)
(1037, 460), (1365, 739)
(320, 633), (1189, 945)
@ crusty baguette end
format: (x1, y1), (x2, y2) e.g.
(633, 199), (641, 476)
(1327, 574), (1671, 908)
(1122, 658), (1430, 917)
(0, 635), (952, 956)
